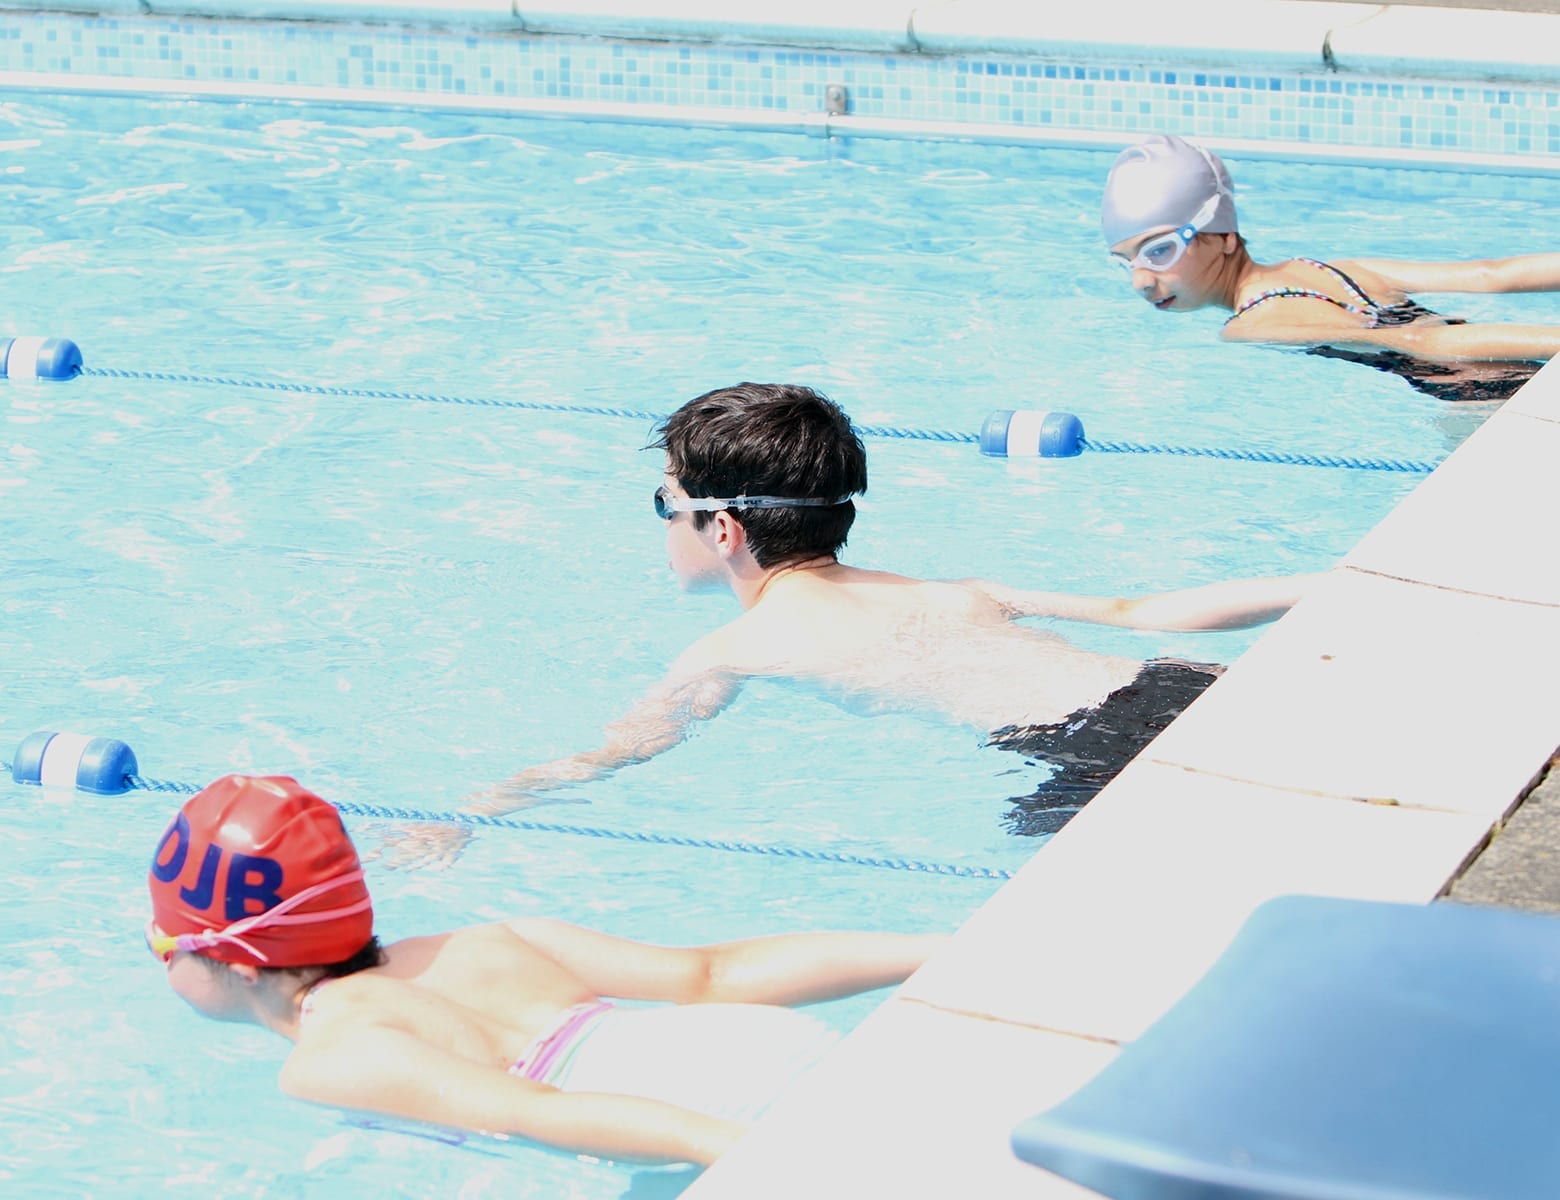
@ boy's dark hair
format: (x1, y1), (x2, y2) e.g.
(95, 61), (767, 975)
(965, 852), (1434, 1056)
(652, 382), (868, 568)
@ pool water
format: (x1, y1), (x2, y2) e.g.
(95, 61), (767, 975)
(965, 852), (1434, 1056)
(2, 91), (1555, 1197)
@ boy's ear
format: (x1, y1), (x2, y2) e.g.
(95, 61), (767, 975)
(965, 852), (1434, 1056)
(230, 963), (263, 985)
(710, 510), (747, 557)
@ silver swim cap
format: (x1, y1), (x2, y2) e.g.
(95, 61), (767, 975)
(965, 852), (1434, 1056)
(1101, 134), (1237, 246)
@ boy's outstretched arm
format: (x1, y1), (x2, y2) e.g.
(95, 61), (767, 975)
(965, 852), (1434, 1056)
(465, 664), (742, 816)
(373, 658), (742, 870)
(962, 572), (1322, 631)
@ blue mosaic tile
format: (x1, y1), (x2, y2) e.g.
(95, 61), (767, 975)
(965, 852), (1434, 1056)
(0, 10), (1556, 163)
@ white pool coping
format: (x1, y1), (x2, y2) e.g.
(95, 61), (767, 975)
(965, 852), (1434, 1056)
(686, 360), (1560, 1195)
(17, 1), (1560, 84)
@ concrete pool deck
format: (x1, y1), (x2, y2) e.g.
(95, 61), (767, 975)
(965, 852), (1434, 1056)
(5, 1), (1558, 1195)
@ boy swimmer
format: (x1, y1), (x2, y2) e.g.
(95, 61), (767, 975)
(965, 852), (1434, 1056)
(147, 774), (943, 1166)
(1103, 133), (1560, 402)
(387, 382), (1316, 867)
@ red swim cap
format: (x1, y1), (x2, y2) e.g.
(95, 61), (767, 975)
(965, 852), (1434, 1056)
(147, 775), (374, 968)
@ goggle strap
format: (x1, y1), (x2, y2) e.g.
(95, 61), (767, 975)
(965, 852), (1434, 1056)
(663, 492), (852, 514)
(1185, 192), (1220, 233)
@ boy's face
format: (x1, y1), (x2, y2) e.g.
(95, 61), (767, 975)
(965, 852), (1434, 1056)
(660, 471), (728, 593)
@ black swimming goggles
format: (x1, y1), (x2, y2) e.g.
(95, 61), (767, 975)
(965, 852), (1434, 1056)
(654, 486), (850, 520)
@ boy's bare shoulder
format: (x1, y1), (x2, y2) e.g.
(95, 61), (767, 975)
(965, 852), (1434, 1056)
(667, 620), (753, 678)
(911, 576), (1012, 619)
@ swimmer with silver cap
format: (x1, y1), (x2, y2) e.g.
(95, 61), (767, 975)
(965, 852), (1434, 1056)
(1103, 132), (1238, 287)
(145, 773), (945, 1167)
(1100, 132), (1560, 402)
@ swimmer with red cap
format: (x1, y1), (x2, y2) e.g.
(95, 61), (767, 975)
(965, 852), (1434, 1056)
(147, 774), (945, 1166)
(1102, 132), (1560, 402)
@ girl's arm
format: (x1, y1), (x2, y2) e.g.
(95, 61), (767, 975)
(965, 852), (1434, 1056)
(283, 1025), (745, 1165)
(1349, 252), (1560, 295)
(504, 919), (947, 1006)
(1339, 320), (1560, 364)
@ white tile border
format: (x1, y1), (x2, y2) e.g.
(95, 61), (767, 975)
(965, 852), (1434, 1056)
(691, 998), (1117, 1198)
(1495, 353), (1560, 422)
(895, 762), (1495, 1041)
(1325, 3), (1560, 80)
(908, 0), (1361, 67)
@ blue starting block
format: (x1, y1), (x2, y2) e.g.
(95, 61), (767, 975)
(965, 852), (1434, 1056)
(1011, 894), (1560, 1199)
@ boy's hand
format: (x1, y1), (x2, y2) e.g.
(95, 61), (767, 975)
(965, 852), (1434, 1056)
(367, 822), (475, 871)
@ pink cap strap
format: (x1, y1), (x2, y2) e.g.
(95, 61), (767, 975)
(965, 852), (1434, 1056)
(171, 869), (370, 964)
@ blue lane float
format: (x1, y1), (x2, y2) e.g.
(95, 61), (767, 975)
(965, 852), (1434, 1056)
(11, 730), (138, 794)
(1, 337), (83, 381)
(979, 409), (1085, 458)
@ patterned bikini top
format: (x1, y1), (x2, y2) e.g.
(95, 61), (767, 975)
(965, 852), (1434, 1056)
(1226, 258), (1451, 329)
(1225, 258), (1538, 402)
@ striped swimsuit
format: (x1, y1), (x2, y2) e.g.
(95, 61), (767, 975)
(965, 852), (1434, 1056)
(1227, 258), (1536, 402)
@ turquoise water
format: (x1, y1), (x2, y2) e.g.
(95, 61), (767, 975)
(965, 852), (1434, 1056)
(2, 91), (1555, 1197)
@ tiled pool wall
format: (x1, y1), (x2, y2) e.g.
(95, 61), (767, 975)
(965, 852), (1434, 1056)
(1, 7), (1559, 168)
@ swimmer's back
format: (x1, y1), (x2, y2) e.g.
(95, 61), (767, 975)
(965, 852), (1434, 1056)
(294, 923), (600, 1071)
(715, 566), (1141, 728)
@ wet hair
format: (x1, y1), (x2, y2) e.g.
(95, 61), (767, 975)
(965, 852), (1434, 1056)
(312, 935), (387, 980)
(1194, 231), (1248, 255)
(652, 382), (868, 568)
(201, 935), (387, 980)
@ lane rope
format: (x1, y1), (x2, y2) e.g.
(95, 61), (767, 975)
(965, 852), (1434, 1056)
(78, 365), (1440, 474)
(3, 762), (1014, 880)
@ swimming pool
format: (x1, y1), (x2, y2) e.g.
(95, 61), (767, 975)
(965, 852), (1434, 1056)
(2, 32), (1558, 1200)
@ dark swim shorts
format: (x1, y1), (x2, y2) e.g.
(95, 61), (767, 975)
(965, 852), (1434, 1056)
(988, 658), (1224, 837)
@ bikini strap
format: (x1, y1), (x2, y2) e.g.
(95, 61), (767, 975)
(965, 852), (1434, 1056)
(1225, 286), (1368, 325)
(297, 977), (331, 1025)
(1226, 258), (1377, 326)
(1297, 258), (1378, 308)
